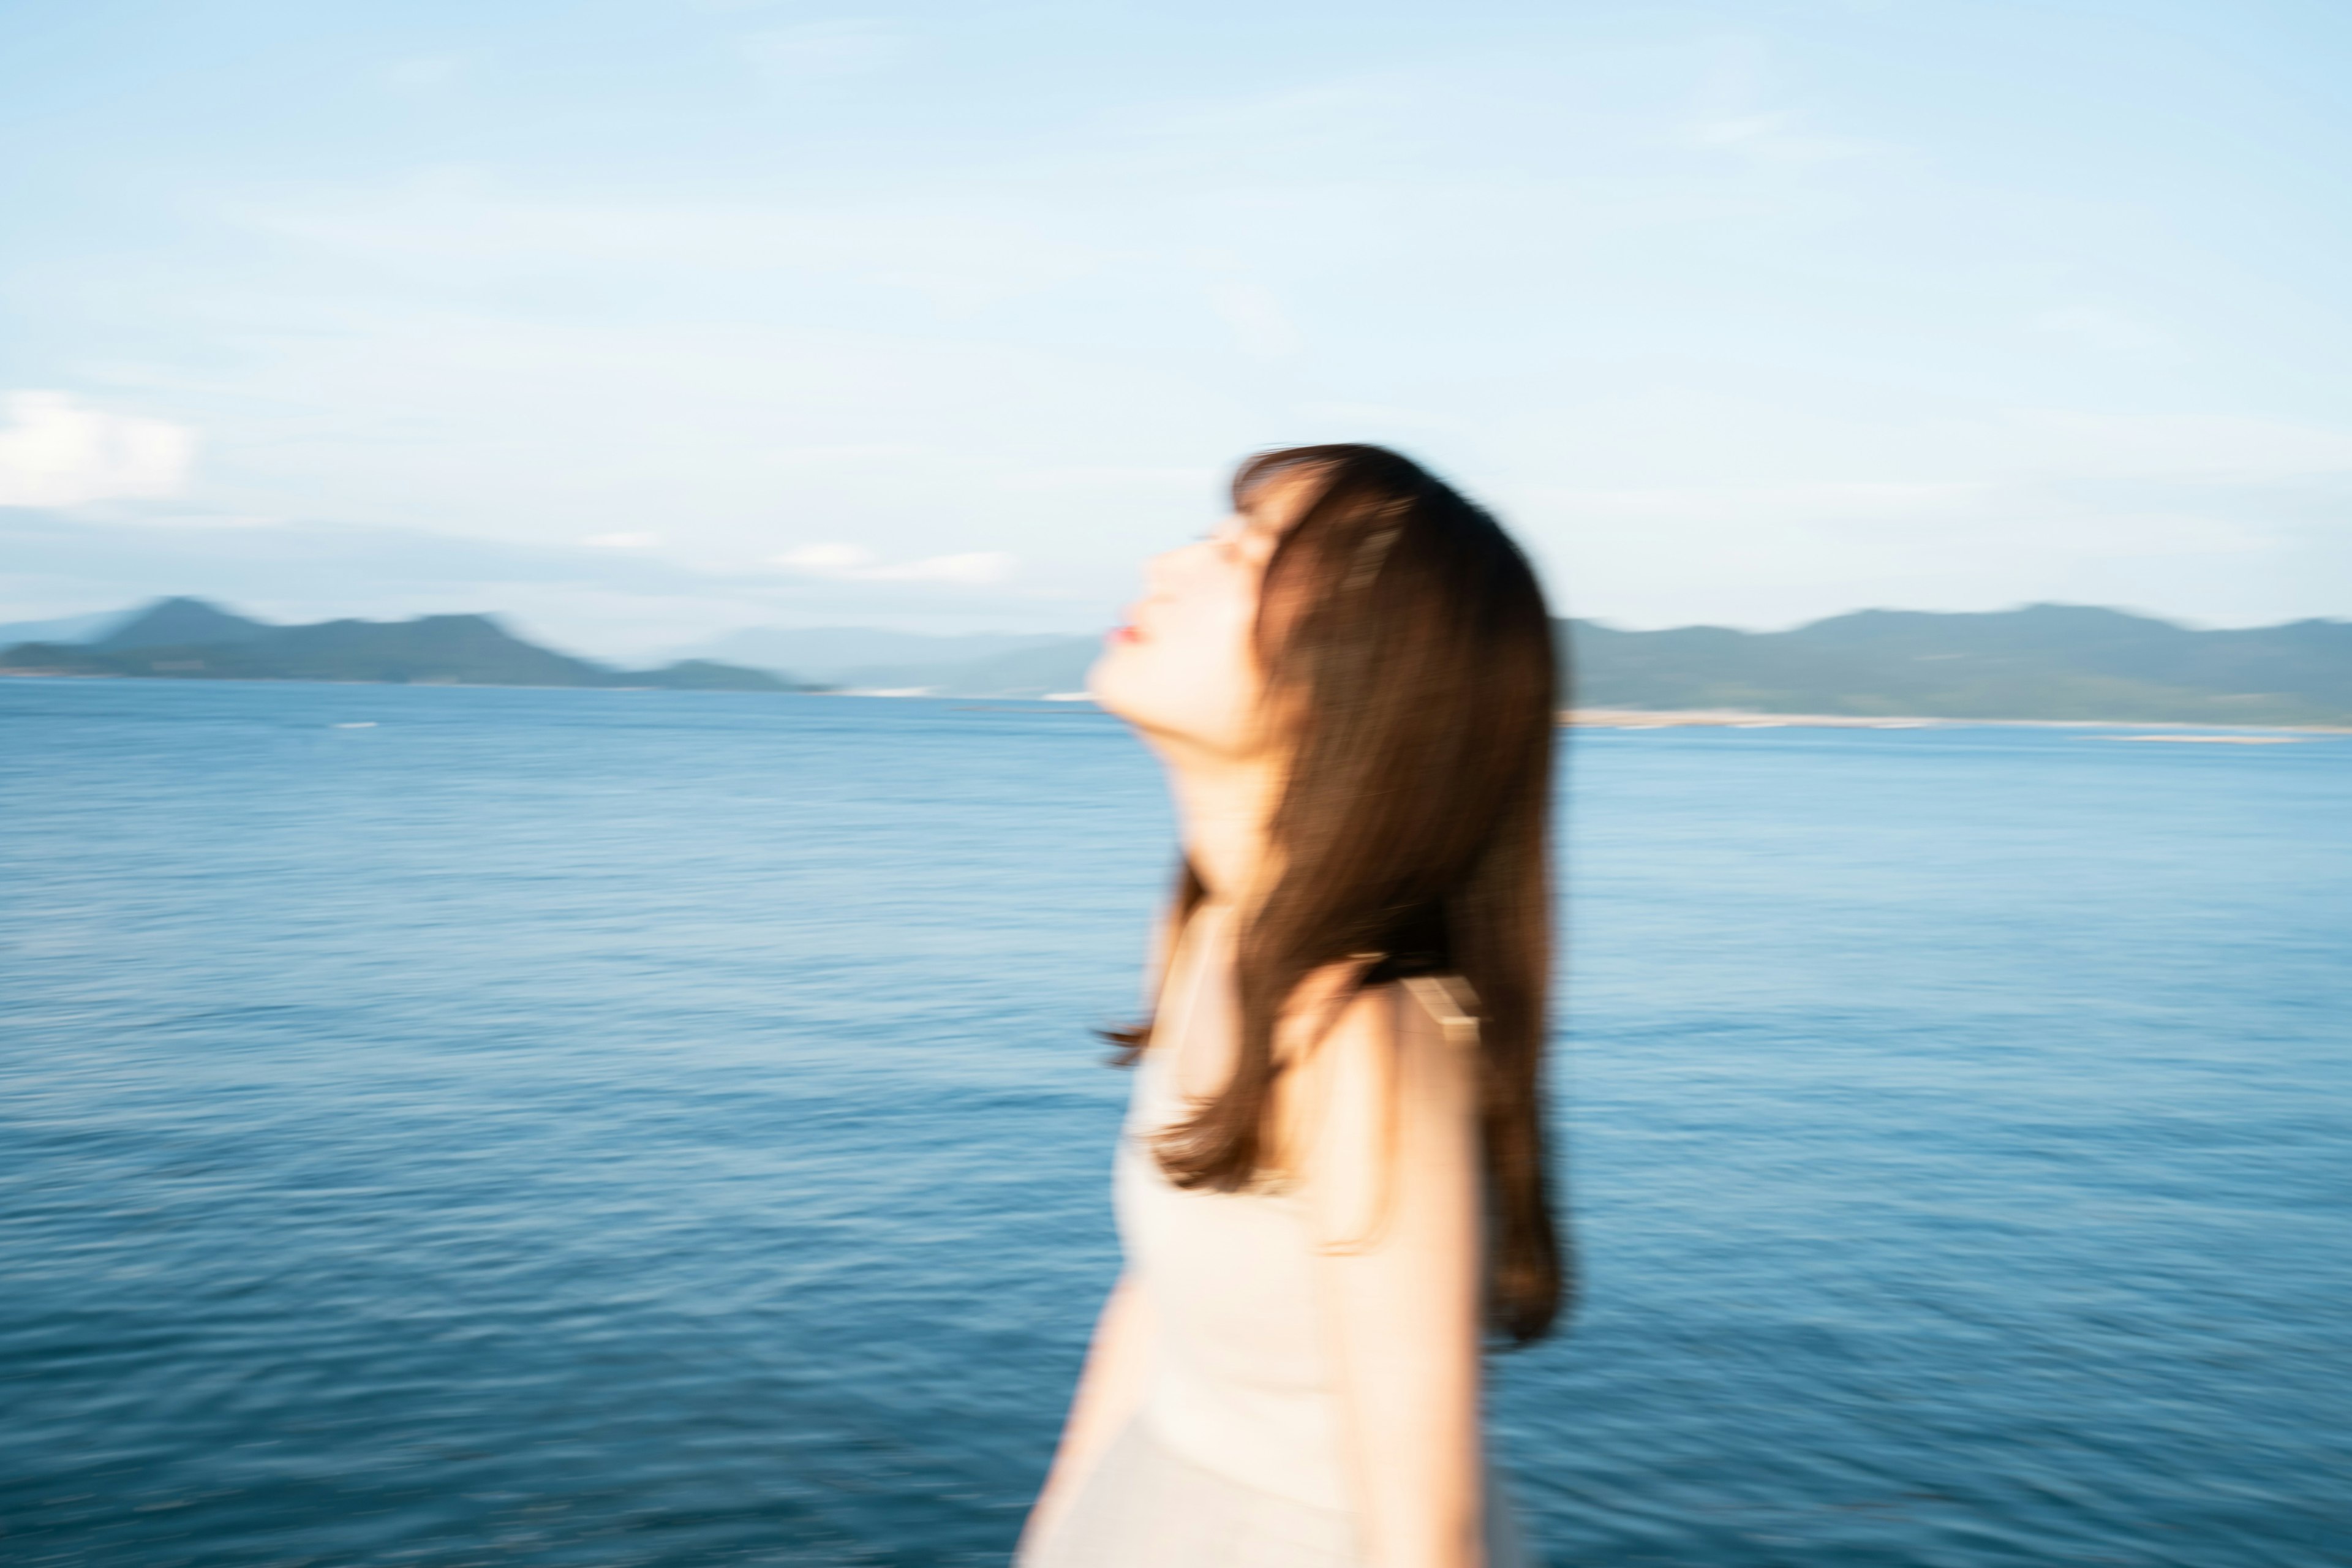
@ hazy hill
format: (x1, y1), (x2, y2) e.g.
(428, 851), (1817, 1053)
(9, 598), (2348, 722)
(1, 601), (799, 692)
(690, 603), (2352, 720)
(1572, 605), (2352, 724)
(679, 625), (1074, 684)
(638, 659), (799, 692)
(826, 636), (1102, 695)
(0, 608), (124, 646)
(94, 596), (273, 652)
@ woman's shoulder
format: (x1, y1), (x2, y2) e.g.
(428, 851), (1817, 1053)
(1268, 965), (1480, 1169)
(1275, 962), (1479, 1063)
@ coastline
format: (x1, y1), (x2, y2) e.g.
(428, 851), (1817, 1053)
(1561, 707), (2351, 739)
(7, 673), (2345, 737)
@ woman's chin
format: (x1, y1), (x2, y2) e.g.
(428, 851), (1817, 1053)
(1083, 646), (1131, 718)
(1086, 645), (1172, 733)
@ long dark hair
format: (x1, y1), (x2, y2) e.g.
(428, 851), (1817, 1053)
(1112, 443), (1569, 1345)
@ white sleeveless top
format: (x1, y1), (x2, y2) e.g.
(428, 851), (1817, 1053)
(1022, 973), (1530, 1566)
(1117, 1032), (1357, 1509)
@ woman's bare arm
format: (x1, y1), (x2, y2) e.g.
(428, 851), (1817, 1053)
(1022, 900), (1187, 1551)
(1287, 983), (1487, 1568)
(1019, 1270), (1157, 1554)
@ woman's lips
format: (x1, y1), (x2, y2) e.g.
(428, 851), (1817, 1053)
(1107, 624), (1141, 644)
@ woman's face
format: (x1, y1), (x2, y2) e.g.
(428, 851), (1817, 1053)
(1088, 471), (1319, 758)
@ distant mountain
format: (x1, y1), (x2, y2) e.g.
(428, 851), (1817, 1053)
(1568, 605), (2352, 725)
(632, 659), (798, 692)
(10, 597), (2348, 722)
(728, 603), (2352, 715)
(95, 596), (274, 652)
(1, 600), (802, 692)
(0, 608), (125, 646)
(827, 636), (1102, 696)
(669, 622), (1102, 696)
(924, 637), (1101, 695)
(677, 625), (1076, 684)
(699, 603), (2352, 718)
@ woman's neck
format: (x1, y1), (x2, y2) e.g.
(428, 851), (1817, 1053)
(1158, 743), (1282, 910)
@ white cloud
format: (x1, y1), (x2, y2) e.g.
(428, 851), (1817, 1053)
(863, 551), (1014, 584)
(771, 542), (876, 571)
(586, 531), (662, 549)
(63, 37), (2339, 636)
(0, 391), (197, 508)
(771, 543), (1014, 584)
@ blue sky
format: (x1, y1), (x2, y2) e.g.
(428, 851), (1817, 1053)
(2, 0), (2347, 654)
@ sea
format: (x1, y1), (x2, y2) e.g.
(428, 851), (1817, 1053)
(2, 677), (2346, 1568)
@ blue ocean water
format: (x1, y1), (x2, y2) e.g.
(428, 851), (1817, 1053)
(1, 677), (2346, 1568)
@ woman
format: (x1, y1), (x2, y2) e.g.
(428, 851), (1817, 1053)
(1018, 444), (1568, 1568)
